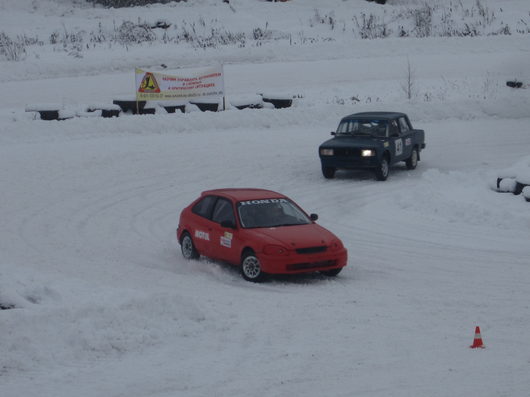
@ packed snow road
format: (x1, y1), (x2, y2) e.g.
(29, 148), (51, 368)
(1, 104), (530, 396)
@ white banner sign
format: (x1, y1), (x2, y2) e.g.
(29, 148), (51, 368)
(135, 65), (224, 101)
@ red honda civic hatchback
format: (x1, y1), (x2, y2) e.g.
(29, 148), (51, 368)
(177, 188), (348, 282)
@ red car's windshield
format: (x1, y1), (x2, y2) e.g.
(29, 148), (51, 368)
(237, 198), (311, 228)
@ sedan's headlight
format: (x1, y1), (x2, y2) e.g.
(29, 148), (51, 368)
(320, 148), (334, 156)
(361, 149), (375, 157)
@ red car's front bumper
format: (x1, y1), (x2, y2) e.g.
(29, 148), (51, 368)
(258, 247), (348, 275)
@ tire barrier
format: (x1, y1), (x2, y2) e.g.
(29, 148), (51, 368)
(493, 158), (530, 202)
(25, 93), (295, 120)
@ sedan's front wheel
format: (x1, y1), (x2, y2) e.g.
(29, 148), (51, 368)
(375, 156), (389, 181)
(241, 251), (266, 282)
(322, 166), (336, 179)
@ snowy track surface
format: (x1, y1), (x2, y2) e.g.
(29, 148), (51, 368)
(2, 103), (530, 397)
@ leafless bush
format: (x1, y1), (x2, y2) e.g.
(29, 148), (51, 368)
(87, 0), (183, 8)
(0, 32), (27, 61)
(516, 19), (529, 34)
(193, 28), (246, 49)
(311, 9), (336, 30)
(253, 27), (271, 41)
(413, 4), (433, 38)
(353, 13), (389, 39)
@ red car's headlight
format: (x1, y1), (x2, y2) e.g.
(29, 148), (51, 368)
(329, 240), (343, 251)
(263, 244), (290, 256)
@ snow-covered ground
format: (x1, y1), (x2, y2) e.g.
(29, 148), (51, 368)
(1, 0), (530, 396)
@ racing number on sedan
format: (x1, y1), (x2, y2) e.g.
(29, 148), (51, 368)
(395, 138), (403, 156)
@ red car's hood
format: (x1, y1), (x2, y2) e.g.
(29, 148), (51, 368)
(252, 223), (338, 248)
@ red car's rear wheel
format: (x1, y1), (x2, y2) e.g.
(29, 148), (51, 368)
(181, 232), (199, 260)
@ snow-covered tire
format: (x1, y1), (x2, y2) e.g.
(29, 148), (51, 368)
(181, 232), (199, 260)
(241, 251), (266, 282)
(406, 148), (418, 170)
(522, 186), (530, 202)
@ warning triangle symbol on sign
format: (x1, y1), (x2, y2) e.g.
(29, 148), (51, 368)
(139, 72), (160, 93)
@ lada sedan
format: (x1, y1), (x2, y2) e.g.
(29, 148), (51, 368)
(319, 112), (426, 181)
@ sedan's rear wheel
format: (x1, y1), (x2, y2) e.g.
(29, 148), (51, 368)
(181, 232), (199, 260)
(241, 251), (265, 282)
(406, 148), (418, 170)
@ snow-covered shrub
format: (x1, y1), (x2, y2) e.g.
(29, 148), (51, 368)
(87, 0), (183, 8)
(116, 21), (155, 44)
(353, 13), (390, 39)
(311, 9), (337, 30)
(253, 26), (272, 41)
(194, 28), (246, 49)
(0, 32), (27, 61)
(49, 27), (87, 57)
(412, 3), (433, 37)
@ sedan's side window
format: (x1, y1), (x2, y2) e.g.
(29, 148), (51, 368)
(398, 117), (410, 133)
(192, 195), (217, 219)
(211, 198), (236, 225)
(389, 120), (400, 136)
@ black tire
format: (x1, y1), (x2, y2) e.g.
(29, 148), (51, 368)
(375, 156), (389, 181)
(322, 166), (336, 179)
(320, 267), (342, 277)
(241, 250), (266, 282)
(181, 232), (199, 260)
(406, 148), (418, 170)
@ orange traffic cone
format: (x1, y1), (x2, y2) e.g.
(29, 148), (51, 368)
(470, 326), (485, 348)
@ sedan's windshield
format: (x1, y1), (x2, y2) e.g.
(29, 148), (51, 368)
(237, 198), (311, 228)
(336, 119), (388, 137)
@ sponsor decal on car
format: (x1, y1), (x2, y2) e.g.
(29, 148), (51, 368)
(405, 137), (412, 146)
(195, 230), (210, 241)
(239, 198), (288, 206)
(220, 231), (233, 248)
(395, 138), (403, 156)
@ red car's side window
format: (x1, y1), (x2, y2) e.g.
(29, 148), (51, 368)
(211, 198), (236, 225)
(192, 195), (217, 219)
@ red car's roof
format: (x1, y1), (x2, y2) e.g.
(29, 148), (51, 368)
(201, 188), (286, 202)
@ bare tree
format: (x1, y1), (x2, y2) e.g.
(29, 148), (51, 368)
(401, 57), (416, 100)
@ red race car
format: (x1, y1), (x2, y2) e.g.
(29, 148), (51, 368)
(177, 188), (347, 282)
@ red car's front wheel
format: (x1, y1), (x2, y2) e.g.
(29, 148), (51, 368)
(241, 251), (266, 282)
